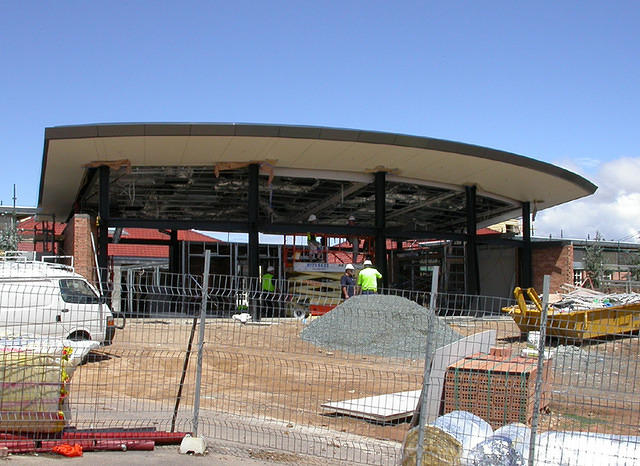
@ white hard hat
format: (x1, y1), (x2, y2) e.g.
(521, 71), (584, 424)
(308, 214), (317, 222)
(345, 264), (355, 270)
(363, 259), (372, 266)
(348, 215), (356, 221)
(267, 266), (274, 272)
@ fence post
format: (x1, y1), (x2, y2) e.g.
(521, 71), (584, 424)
(126, 269), (134, 315)
(416, 266), (439, 465)
(192, 249), (211, 436)
(429, 265), (439, 311)
(528, 274), (550, 466)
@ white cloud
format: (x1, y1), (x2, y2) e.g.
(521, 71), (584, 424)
(533, 157), (640, 242)
(555, 157), (602, 173)
(599, 158), (640, 196)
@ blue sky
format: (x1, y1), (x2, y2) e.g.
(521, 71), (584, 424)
(1, 1), (638, 241)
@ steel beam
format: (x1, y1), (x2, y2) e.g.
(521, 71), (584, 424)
(386, 228), (467, 242)
(375, 171), (387, 287)
(521, 201), (532, 288)
(108, 217), (248, 231)
(262, 223), (374, 236)
(248, 163), (260, 320)
(169, 230), (179, 274)
(298, 182), (368, 222)
(386, 192), (460, 219)
(465, 185), (480, 295)
(98, 166), (110, 283)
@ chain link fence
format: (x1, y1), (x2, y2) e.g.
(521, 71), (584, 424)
(1, 259), (639, 463)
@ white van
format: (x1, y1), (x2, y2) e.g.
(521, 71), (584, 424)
(0, 257), (115, 345)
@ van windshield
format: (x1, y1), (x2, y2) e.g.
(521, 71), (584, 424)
(60, 279), (101, 304)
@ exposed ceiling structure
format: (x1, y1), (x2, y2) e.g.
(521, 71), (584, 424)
(78, 166), (508, 233)
(38, 123), (597, 238)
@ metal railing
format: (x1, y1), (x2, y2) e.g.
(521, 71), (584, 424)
(0, 265), (638, 464)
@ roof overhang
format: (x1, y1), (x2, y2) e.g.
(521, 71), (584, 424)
(38, 123), (596, 233)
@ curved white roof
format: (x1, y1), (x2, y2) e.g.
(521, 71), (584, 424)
(38, 123), (596, 225)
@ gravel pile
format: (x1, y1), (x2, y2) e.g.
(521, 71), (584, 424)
(554, 345), (606, 370)
(551, 345), (612, 387)
(300, 295), (463, 360)
(553, 345), (609, 379)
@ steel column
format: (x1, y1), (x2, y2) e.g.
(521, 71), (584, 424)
(375, 171), (388, 288)
(98, 166), (110, 284)
(248, 164), (260, 320)
(169, 230), (179, 274)
(521, 201), (533, 288)
(465, 185), (480, 295)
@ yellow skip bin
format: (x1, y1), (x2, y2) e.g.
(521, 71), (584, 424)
(502, 287), (640, 340)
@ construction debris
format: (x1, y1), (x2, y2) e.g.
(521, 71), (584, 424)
(0, 428), (188, 455)
(505, 287), (640, 339)
(401, 424), (462, 465)
(179, 434), (207, 455)
(553, 284), (640, 312)
(0, 337), (99, 434)
(403, 410), (640, 465)
(232, 312), (252, 324)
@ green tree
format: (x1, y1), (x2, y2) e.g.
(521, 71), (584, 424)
(628, 253), (640, 281)
(584, 231), (604, 289)
(0, 221), (18, 252)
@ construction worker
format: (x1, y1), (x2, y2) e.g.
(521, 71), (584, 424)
(357, 259), (382, 295)
(261, 265), (276, 316)
(341, 264), (356, 299)
(307, 214), (321, 261)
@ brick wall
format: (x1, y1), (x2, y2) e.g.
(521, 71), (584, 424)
(63, 214), (96, 282)
(532, 243), (573, 293)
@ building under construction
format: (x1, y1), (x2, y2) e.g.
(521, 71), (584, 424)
(35, 123), (597, 296)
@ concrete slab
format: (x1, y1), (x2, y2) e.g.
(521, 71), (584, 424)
(320, 330), (496, 423)
(321, 390), (421, 422)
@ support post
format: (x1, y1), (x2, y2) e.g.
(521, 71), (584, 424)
(465, 185), (480, 295)
(375, 171), (388, 288)
(192, 249), (210, 434)
(248, 164), (260, 320)
(98, 166), (110, 287)
(415, 268), (439, 465)
(521, 201), (533, 288)
(169, 230), (180, 274)
(528, 274), (550, 466)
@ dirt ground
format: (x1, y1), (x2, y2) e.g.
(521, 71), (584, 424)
(69, 316), (640, 447)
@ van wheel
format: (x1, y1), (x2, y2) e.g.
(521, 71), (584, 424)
(67, 331), (91, 341)
(293, 308), (309, 320)
(66, 331), (92, 364)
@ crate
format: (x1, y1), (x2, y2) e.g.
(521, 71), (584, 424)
(442, 350), (552, 428)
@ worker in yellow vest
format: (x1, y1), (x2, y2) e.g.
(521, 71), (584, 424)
(357, 259), (382, 295)
(261, 266), (276, 316)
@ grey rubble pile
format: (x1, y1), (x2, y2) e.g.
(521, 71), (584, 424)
(554, 345), (606, 370)
(300, 295), (462, 360)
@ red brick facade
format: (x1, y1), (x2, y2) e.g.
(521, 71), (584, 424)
(532, 244), (573, 293)
(63, 214), (97, 282)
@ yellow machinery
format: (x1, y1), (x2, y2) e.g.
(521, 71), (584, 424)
(502, 287), (640, 340)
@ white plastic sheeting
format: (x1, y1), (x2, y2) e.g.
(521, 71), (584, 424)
(408, 411), (640, 466)
(535, 431), (640, 466)
(432, 410), (493, 463)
